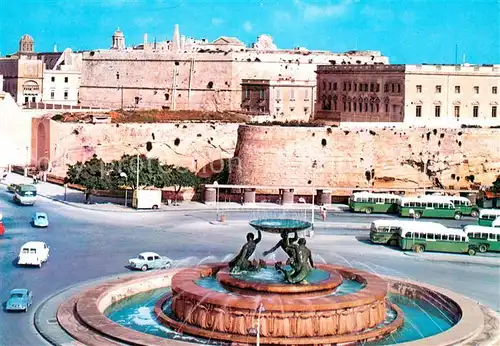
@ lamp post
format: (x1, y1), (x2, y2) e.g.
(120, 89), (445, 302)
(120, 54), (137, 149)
(311, 160), (318, 231)
(213, 181), (219, 221)
(120, 172), (128, 206)
(136, 153), (140, 190)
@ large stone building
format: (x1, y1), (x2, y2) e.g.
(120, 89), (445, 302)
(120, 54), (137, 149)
(315, 64), (500, 127)
(0, 35), (83, 106)
(79, 25), (389, 120)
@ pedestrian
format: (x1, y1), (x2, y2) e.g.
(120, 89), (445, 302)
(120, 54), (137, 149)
(321, 205), (327, 221)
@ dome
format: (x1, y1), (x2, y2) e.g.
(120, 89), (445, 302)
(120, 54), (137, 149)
(113, 28), (124, 37)
(20, 34), (34, 42)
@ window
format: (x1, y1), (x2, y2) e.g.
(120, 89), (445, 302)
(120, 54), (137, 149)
(370, 83), (374, 92)
(289, 89), (294, 100)
(435, 105), (441, 117)
(333, 82), (337, 91)
(455, 86), (460, 93)
(384, 84), (389, 92)
(474, 86), (479, 94)
(385, 104), (388, 112)
(435, 85), (441, 93)
(64, 91), (68, 100)
(365, 103), (368, 112)
(343, 102), (347, 111)
(322, 81), (326, 90)
(348, 102), (351, 112)
(493, 86), (498, 94)
(353, 102), (357, 112)
(376, 103), (379, 112)
(354, 83), (357, 92)
(416, 105), (422, 117)
(348, 82), (351, 91)
(64, 77), (68, 83)
(328, 82), (332, 90)
(492, 106), (497, 118)
(165, 93), (170, 101)
(397, 84), (401, 93)
(304, 89), (309, 100)
(473, 105), (479, 118)
(370, 103), (374, 112)
(334, 100), (337, 110)
(359, 102), (362, 111)
(376, 83), (380, 92)
(51, 76), (55, 82)
(50, 91), (54, 99)
(454, 106), (460, 118)
(391, 84), (395, 93)
(343, 82), (347, 91)
(135, 97), (140, 105)
(260, 89), (265, 99)
(416, 85), (422, 93)
(147, 256), (154, 261)
(244, 89), (250, 99)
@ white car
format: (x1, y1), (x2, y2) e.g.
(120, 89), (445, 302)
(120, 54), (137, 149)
(128, 252), (172, 271)
(33, 212), (49, 228)
(18, 241), (50, 267)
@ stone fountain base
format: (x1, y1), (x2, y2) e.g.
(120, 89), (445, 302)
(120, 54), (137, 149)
(156, 263), (404, 345)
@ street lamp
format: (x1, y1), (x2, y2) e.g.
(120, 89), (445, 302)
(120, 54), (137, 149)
(311, 160), (318, 231)
(213, 181), (219, 221)
(120, 172), (128, 206)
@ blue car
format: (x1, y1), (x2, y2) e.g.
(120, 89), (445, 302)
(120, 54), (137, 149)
(6, 289), (32, 312)
(32, 212), (49, 228)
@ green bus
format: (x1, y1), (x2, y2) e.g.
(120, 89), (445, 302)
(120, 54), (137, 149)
(369, 219), (414, 246)
(398, 222), (477, 256)
(349, 192), (401, 214)
(398, 196), (461, 220)
(478, 209), (500, 226)
(419, 195), (479, 217)
(464, 225), (500, 253)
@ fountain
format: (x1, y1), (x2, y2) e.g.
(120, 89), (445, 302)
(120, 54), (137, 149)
(51, 218), (500, 346)
(156, 219), (404, 344)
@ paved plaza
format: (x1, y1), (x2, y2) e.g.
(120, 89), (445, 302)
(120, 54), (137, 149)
(0, 178), (499, 346)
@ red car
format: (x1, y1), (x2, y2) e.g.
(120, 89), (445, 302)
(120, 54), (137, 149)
(0, 213), (4, 236)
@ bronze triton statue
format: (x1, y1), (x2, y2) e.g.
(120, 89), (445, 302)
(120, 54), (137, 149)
(228, 230), (262, 273)
(275, 236), (314, 284)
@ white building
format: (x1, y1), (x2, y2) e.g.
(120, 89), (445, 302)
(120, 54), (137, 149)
(42, 48), (82, 106)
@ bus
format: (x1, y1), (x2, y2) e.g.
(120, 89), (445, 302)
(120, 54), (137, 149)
(398, 196), (460, 220)
(369, 219), (414, 246)
(419, 195), (479, 217)
(478, 209), (500, 226)
(463, 225), (500, 253)
(398, 222), (477, 255)
(348, 192), (401, 214)
(13, 184), (37, 206)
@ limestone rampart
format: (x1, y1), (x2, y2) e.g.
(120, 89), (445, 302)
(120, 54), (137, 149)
(33, 119), (240, 176)
(229, 125), (500, 191)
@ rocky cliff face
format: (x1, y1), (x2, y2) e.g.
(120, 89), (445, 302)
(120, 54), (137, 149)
(229, 125), (500, 191)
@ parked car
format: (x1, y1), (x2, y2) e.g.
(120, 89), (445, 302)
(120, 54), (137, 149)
(5, 289), (32, 312)
(7, 183), (18, 193)
(32, 212), (49, 228)
(18, 241), (50, 267)
(128, 252), (172, 271)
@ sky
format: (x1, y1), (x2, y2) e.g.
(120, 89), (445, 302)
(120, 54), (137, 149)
(0, 0), (498, 64)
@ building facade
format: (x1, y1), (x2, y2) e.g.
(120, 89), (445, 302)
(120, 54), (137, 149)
(315, 64), (500, 127)
(42, 49), (82, 106)
(79, 25), (389, 120)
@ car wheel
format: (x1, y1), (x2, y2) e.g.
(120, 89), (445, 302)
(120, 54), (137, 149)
(141, 265), (148, 271)
(414, 212), (421, 219)
(470, 210), (479, 218)
(454, 213), (462, 220)
(165, 262), (172, 269)
(364, 208), (372, 214)
(152, 205), (159, 210)
(479, 244), (488, 253)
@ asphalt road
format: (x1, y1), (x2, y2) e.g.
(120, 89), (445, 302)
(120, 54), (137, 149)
(0, 188), (498, 346)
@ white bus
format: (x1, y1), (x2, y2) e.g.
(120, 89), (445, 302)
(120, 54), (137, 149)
(478, 209), (500, 227)
(13, 184), (37, 206)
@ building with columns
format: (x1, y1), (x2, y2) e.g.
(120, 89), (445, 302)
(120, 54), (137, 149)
(314, 64), (500, 127)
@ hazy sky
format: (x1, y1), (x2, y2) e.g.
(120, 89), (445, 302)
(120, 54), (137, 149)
(1, 0), (498, 64)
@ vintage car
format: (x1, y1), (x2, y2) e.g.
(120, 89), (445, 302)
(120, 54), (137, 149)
(32, 212), (49, 228)
(7, 183), (19, 193)
(0, 213), (4, 236)
(18, 241), (50, 267)
(128, 252), (172, 271)
(6, 289), (33, 312)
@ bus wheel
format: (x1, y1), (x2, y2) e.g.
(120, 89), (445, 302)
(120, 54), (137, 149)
(468, 248), (476, 256)
(414, 212), (421, 219)
(470, 210), (479, 218)
(454, 213), (462, 220)
(364, 208), (372, 214)
(389, 239), (398, 246)
(479, 244), (488, 253)
(414, 244), (424, 253)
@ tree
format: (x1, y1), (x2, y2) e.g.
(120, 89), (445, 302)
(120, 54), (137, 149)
(65, 154), (114, 203)
(492, 176), (500, 193)
(109, 154), (166, 189)
(162, 164), (200, 200)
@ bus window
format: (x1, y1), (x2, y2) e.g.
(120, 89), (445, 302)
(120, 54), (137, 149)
(474, 232), (480, 238)
(481, 233), (488, 239)
(433, 203), (439, 208)
(415, 202), (421, 207)
(419, 233), (426, 239)
(406, 232), (412, 238)
(442, 235), (448, 240)
(489, 233), (496, 240)
(497, 235), (500, 241)
(428, 234), (435, 240)
(461, 237), (466, 241)
(435, 234), (442, 240)
(467, 233), (472, 238)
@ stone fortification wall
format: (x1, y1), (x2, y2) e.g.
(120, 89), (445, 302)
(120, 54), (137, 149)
(229, 125), (500, 191)
(36, 119), (240, 176)
(80, 49), (388, 113)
